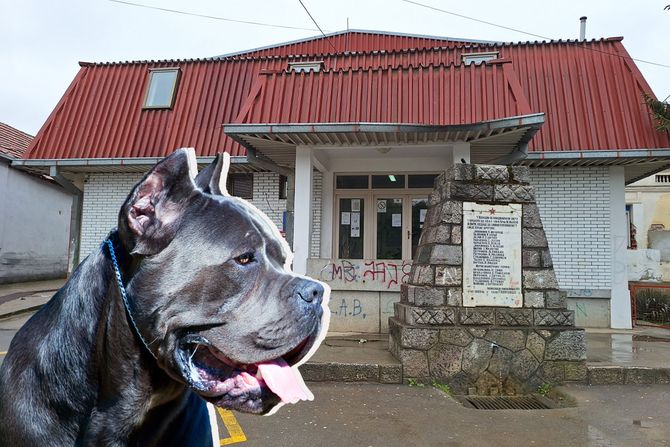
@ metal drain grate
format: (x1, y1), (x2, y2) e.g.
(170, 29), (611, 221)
(460, 395), (554, 410)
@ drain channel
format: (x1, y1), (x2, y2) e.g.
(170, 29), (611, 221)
(460, 395), (554, 410)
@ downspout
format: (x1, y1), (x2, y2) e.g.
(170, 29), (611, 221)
(285, 174), (295, 249)
(49, 166), (83, 275)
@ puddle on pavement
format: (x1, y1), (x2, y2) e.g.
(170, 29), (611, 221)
(631, 334), (670, 342)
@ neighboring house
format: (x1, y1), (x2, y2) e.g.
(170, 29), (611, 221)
(12, 30), (670, 329)
(626, 169), (670, 281)
(0, 122), (73, 283)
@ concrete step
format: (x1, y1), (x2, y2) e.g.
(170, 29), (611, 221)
(586, 365), (670, 385)
(303, 334), (402, 384)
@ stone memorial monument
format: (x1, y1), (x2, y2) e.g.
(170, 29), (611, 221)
(389, 164), (586, 395)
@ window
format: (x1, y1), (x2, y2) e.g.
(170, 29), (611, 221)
(143, 68), (180, 109)
(226, 174), (253, 199)
(336, 175), (369, 189)
(461, 52), (499, 65)
(655, 174), (670, 183)
(288, 61), (324, 73)
(279, 175), (288, 200)
(372, 174), (405, 188)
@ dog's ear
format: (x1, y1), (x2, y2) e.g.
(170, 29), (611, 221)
(194, 152), (230, 196)
(118, 148), (198, 255)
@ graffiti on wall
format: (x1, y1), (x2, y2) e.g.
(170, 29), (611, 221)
(308, 259), (412, 291)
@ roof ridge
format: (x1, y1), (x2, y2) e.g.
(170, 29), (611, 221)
(78, 36), (625, 68)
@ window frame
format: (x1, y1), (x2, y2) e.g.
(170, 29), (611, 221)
(142, 67), (181, 110)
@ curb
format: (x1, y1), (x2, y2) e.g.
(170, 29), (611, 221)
(299, 363), (670, 386)
(0, 304), (45, 320)
(586, 365), (670, 385)
(302, 362), (403, 384)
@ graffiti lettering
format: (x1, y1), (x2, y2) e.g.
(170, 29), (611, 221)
(311, 259), (413, 291)
(332, 298), (366, 318)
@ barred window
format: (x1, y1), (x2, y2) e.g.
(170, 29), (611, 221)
(227, 174), (253, 199)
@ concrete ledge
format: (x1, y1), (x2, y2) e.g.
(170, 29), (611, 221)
(587, 365), (670, 385)
(302, 362), (403, 384)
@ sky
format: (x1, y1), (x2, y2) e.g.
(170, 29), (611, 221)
(1, 0), (669, 136)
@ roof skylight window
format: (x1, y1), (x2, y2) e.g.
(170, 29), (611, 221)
(461, 52), (499, 65)
(143, 68), (180, 109)
(288, 61), (325, 73)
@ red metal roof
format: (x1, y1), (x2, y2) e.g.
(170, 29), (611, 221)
(239, 62), (529, 125)
(223, 30), (486, 58)
(25, 32), (670, 160)
(0, 122), (33, 158)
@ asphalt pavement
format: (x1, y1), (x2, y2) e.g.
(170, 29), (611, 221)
(2, 312), (670, 446)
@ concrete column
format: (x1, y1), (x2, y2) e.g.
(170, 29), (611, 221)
(609, 166), (632, 329)
(451, 142), (471, 165)
(320, 170), (334, 259)
(293, 146), (313, 275)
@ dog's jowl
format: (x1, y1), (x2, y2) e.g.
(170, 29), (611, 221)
(0, 149), (330, 446)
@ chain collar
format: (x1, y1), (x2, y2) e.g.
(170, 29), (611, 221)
(104, 238), (158, 360)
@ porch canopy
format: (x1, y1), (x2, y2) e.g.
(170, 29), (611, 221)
(225, 114), (545, 169)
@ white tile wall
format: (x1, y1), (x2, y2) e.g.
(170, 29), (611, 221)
(79, 170), (323, 260)
(80, 173), (143, 258)
(530, 167), (611, 290)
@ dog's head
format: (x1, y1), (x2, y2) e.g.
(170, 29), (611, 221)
(116, 148), (330, 415)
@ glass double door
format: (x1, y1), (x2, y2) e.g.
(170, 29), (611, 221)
(337, 194), (429, 260)
(375, 196), (429, 260)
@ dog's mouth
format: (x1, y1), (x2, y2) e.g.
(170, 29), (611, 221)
(175, 334), (315, 415)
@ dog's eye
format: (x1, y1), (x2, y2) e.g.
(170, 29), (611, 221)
(235, 252), (255, 265)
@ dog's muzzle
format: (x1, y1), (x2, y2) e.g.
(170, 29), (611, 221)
(173, 278), (327, 415)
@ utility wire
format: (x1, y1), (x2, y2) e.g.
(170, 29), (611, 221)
(108, 0), (326, 32)
(400, 0), (670, 70)
(297, 0), (338, 51)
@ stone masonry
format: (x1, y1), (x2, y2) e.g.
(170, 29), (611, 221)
(389, 164), (587, 395)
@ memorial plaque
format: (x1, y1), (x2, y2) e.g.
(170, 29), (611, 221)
(463, 202), (522, 307)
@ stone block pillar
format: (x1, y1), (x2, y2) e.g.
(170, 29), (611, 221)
(389, 164), (586, 395)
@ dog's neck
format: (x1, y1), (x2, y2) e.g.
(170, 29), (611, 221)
(31, 233), (187, 442)
(95, 232), (187, 438)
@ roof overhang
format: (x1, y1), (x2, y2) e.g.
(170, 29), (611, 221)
(520, 149), (670, 184)
(11, 155), (255, 179)
(224, 114), (545, 167)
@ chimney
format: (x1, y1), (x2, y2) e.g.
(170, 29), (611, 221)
(579, 16), (587, 41)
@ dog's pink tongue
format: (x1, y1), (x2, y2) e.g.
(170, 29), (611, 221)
(258, 358), (313, 404)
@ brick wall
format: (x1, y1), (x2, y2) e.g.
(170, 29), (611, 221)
(79, 171), (322, 260)
(311, 171), (322, 257)
(250, 172), (286, 231)
(80, 173), (143, 258)
(530, 167), (611, 290)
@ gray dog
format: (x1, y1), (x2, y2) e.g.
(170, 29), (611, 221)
(0, 149), (330, 446)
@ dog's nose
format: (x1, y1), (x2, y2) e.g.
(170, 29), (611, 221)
(295, 280), (324, 304)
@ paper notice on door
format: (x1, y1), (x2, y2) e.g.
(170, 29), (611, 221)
(351, 199), (360, 212)
(341, 212), (351, 225)
(377, 200), (387, 213)
(392, 213), (402, 227)
(419, 209), (427, 223)
(351, 212), (360, 237)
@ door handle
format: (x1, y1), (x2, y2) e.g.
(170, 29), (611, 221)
(407, 230), (411, 239)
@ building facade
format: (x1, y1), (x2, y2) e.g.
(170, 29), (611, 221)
(13, 30), (670, 329)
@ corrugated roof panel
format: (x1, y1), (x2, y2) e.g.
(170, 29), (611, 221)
(0, 122), (33, 158)
(234, 31), (478, 58)
(241, 63), (522, 125)
(24, 34), (670, 160)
